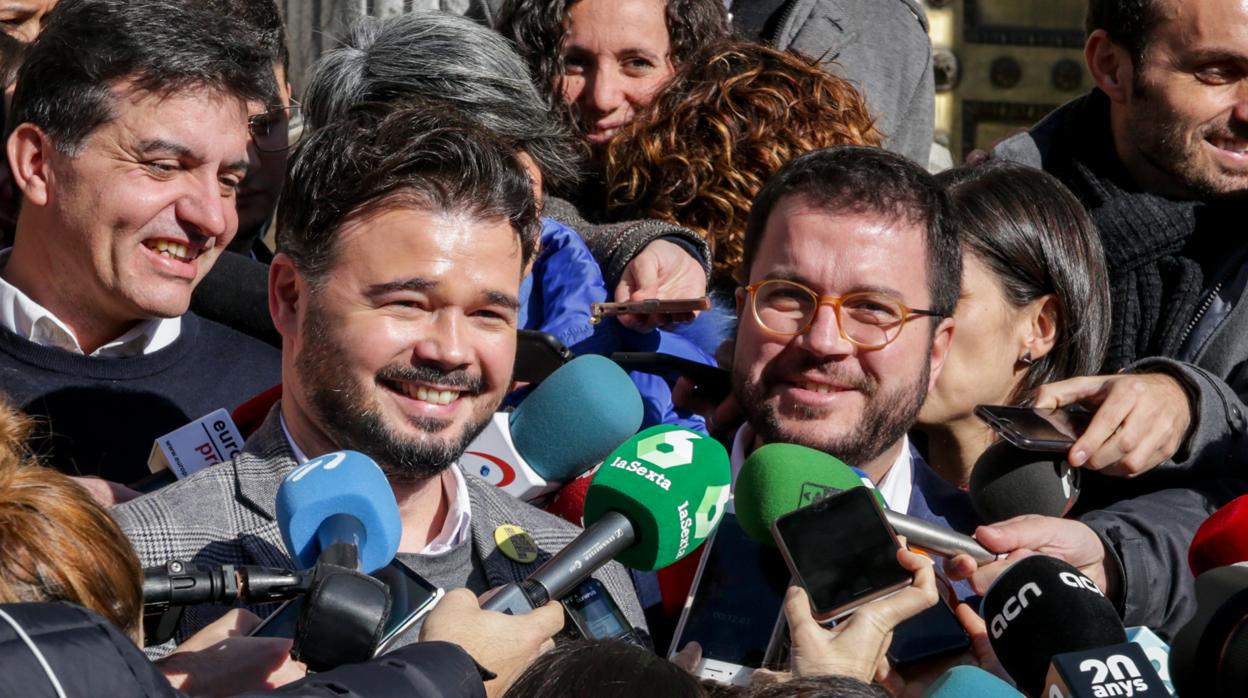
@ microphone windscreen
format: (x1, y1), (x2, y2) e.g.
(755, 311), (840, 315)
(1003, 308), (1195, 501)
(969, 441), (1080, 523)
(920, 666), (1023, 697)
(979, 555), (1126, 696)
(276, 450), (403, 573)
(510, 354), (644, 481)
(1170, 564), (1248, 697)
(733, 443), (877, 545)
(1189, 494), (1248, 576)
(583, 425), (730, 571)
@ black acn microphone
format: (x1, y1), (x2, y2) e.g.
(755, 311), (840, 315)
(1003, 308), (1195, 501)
(980, 555), (1125, 696)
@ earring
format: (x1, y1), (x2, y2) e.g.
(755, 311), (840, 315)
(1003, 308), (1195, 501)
(1018, 351), (1034, 367)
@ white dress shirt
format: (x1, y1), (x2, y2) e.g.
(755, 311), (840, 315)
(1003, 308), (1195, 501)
(0, 248), (181, 357)
(280, 414), (472, 556)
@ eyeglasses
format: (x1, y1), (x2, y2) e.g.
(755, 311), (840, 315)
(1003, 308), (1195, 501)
(248, 103), (302, 153)
(745, 278), (944, 350)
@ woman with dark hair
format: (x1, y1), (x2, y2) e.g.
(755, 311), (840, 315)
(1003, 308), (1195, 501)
(495, 0), (731, 162)
(606, 39), (881, 293)
(917, 161), (1112, 486)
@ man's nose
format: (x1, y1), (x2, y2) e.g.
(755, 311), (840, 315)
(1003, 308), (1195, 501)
(175, 173), (233, 242)
(410, 310), (469, 369)
(798, 302), (856, 357)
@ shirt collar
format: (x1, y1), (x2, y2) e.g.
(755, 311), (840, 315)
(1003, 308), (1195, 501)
(0, 248), (181, 357)
(729, 423), (913, 515)
(278, 412), (473, 556)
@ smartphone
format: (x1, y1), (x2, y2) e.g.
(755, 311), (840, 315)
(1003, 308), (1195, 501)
(515, 329), (573, 384)
(975, 405), (1093, 452)
(886, 598), (971, 667)
(772, 488), (911, 623)
(668, 511), (790, 686)
(590, 297), (711, 324)
(250, 559), (443, 655)
(561, 578), (645, 647)
(609, 351), (732, 402)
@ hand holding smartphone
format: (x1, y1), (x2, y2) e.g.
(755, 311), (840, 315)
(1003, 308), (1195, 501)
(771, 488), (911, 624)
(975, 404), (1092, 452)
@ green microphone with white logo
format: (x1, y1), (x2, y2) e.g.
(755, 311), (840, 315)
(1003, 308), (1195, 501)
(483, 425), (731, 614)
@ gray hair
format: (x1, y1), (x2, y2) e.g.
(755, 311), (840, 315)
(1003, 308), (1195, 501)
(303, 11), (583, 191)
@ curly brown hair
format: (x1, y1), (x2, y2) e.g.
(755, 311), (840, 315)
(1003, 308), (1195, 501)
(606, 41), (882, 287)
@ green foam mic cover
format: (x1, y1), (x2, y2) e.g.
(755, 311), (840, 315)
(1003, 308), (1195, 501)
(734, 442), (878, 545)
(583, 425), (731, 571)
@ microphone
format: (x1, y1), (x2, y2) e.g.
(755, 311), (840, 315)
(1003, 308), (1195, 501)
(483, 425), (731, 613)
(1125, 626), (1175, 695)
(275, 450), (403, 573)
(969, 440), (1080, 523)
(978, 555), (1136, 696)
(1169, 563), (1248, 697)
(733, 443), (1000, 563)
(921, 666), (1023, 697)
(1188, 494), (1248, 575)
(464, 354), (644, 501)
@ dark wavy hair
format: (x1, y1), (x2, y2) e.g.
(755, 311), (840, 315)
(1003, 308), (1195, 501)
(606, 40), (881, 288)
(937, 161), (1111, 403)
(496, 0), (730, 129)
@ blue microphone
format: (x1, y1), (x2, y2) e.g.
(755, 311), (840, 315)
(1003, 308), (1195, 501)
(921, 666), (1023, 697)
(276, 450), (403, 573)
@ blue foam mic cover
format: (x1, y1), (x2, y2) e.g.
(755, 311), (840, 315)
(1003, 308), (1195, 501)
(509, 354), (644, 481)
(921, 666), (1023, 697)
(276, 450), (403, 573)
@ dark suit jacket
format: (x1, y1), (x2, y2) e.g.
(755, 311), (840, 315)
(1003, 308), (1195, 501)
(113, 406), (646, 656)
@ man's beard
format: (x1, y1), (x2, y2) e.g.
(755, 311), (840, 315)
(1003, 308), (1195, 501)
(1128, 76), (1248, 199)
(733, 355), (930, 469)
(295, 298), (496, 483)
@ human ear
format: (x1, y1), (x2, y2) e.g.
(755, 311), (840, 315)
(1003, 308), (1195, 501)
(268, 253), (304, 342)
(1085, 29), (1136, 104)
(1019, 294), (1059, 363)
(927, 316), (956, 392)
(7, 123), (55, 207)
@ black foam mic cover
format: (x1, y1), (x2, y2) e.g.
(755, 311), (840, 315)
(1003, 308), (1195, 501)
(970, 440), (1080, 523)
(1170, 564), (1248, 697)
(979, 555), (1125, 696)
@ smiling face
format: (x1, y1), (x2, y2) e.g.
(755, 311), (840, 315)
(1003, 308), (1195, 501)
(559, 0), (674, 154)
(1121, 0), (1248, 197)
(731, 196), (953, 472)
(286, 206), (523, 481)
(11, 83), (251, 329)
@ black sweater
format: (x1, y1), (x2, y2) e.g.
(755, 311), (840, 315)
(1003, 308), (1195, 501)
(0, 312), (280, 483)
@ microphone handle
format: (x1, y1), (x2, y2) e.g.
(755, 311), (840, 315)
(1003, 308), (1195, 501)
(528, 510), (636, 604)
(884, 510), (1003, 563)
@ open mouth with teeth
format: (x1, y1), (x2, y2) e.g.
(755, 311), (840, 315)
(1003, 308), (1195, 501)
(384, 380), (464, 406)
(1210, 136), (1248, 154)
(142, 239), (201, 262)
(800, 382), (843, 394)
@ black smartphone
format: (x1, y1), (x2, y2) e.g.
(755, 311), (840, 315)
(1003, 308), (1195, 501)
(250, 558), (443, 655)
(886, 598), (971, 667)
(561, 578), (645, 647)
(515, 329), (574, 384)
(668, 512), (790, 686)
(975, 405), (1093, 452)
(609, 351), (732, 402)
(772, 488), (911, 623)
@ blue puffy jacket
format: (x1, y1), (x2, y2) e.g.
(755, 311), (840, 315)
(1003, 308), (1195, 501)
(514, 217), (713, 433)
